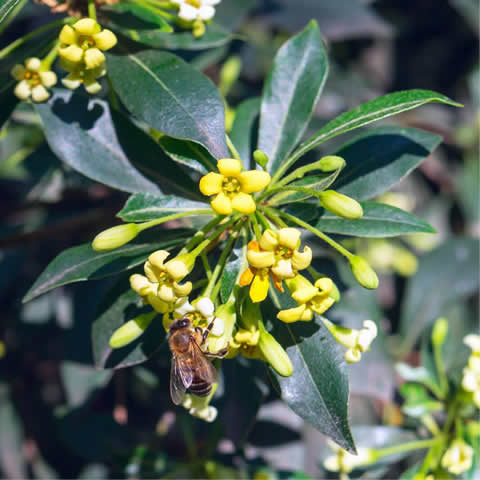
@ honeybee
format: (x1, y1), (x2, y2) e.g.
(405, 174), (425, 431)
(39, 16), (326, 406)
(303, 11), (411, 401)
(168, 316), (228, 405)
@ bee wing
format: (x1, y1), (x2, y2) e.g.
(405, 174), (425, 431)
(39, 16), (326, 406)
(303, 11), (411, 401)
(170, 354), (193, 405)
(190, 340), (219, 385)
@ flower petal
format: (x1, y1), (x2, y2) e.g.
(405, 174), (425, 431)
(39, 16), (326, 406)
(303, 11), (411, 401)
(10, 64), (26, 81)
(173, 281), (192, 297)
(196, 298), (215, 318)
(291, 247), (312, 271)
(25, 57), (41, 72)
(198, 5), (215, 20)
(84, 78), (102, 95)
(148, 250), (170, 269)
(31, 84), (50, 102)
(93, 29), (117, 50)
(58, 44), (84, 63)
(278, 227), (301, 250)
(277, 305), (306, 323)
(259, 229), (278, 251)
(239, 266), (255, 286)
(62, 74), (82, 90)
(165, 258), (189, 280)
(39, 71), (57, 87)
(231, 192), (256, 213)
(250, 273), (270, 303)
(178, 3), (198, 21)
(59, 25), (78, 45)
(247, 250), (275, 269)
(199, 172), (223, 195)
(239, 170), (271, 193)
(211, 192), (232, 215)
(158, 284), (176, 303)
(291, 284), (318, 303)
(73, 18), (100, 35)
(217, 158), (242, 176)
(84, 47), (105, 69)
(271, 259), (294, 279)
(175, 299), (195, 316)
(14, 80), (31, 100)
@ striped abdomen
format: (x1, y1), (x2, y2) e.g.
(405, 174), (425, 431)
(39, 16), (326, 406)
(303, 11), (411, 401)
(187, 374), (212, 397)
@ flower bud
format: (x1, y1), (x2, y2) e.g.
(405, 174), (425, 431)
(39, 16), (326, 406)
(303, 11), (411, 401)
(319, 190), (363, 220)
(432, 317), (448, 347)
(253, 149), (269, 169)
(219, 55), (241, 96)
(109, 312), (155, 349)
(441, 439), (474, 475)
(349, 255), (379, 290)
(92, 223), (140, 251)
(318, 155), (346, 172)
(258, 330), (293, 377)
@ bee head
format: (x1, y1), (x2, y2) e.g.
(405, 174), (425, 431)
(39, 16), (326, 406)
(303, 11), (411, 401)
(169, 317), (191, 333)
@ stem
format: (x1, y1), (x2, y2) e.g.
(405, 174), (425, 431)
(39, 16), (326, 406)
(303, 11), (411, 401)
(374, 437), (442, 459)
(255, 210), (271, 231)
(203, 226), (241, 299)
(41, 41), (59, 70)
(181, 216), (226, 253)
(269, 207), (354, 259)
(250, 214), (262, 241)
(258, 206), (287, 228)
(0, 18), (73, 60)
(421, 414), (441, 436)
(88, 0), (97, 20)
(226, 134), (241, 162)
(189, 216), (239, 258)
(200, 251), (212, 280)
(132, 0), (176, 20)
(137, 209), (213, 232)
(434, 338), (450, 398)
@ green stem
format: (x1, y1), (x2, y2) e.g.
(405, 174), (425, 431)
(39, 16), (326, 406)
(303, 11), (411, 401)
(255, 210), (271, 231)
(0, 18), (73, 60)
(200, 251), (212, 280)
(421, 414), (441, 436)
(434, 339), (450, 398)
(203, 226), (241, 299)
(181, 216), (226, 253)
(226, 134), (241, 162)
(374, 437), (442, 459)
(137, 209), (213, 233)
(250, 214), (262, 241)
(270, 144), (310, 186)
(41, 41), (59, 70)
(88, 0), (97, 20)
(132, 0), (176, 20)
(274, 208), (354, 259)
(258, 205), (287, 228)
(189, 216), (239, 258)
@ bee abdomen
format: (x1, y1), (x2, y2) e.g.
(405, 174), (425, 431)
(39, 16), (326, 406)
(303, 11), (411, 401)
(187, 376), (212, 397)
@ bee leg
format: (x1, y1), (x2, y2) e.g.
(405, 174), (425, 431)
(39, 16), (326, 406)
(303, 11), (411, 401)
(205, 343), (229, 358)
(200, 316), (217, 346)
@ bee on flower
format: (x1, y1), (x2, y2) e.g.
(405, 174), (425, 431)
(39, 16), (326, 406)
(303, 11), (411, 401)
(240, 228), (312, 303)
(199, 158), (271, 215)
(11, 57), (57, 102)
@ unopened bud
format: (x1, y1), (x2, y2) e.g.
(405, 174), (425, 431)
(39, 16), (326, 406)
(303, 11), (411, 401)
(318, 155), (346, 172)
(109, 312), (155, 349)
(319, 190), (363, 220)
(349, 255), (379, 290)
(432, 317), (448, 347)
(92, 223), (140, 251)
(192, 19), (205, 38)
(219, 55), (242, 97)
(258, 327), (293, 377)
(253, 149), (269, 169)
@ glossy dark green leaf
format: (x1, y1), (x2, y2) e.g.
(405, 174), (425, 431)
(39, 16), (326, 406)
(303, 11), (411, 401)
(220, 236), (244, 303)
(117, 192), (210, 222)
(92, 280), (165, 369)
(111, 21), (233, 50)
(107, 50), (229, 158)
(258, 21), (328, 173)
(332, 126), (443, 200)
(230, 97), (260, 164)
(103, 3), (172, 31)
(291, 90), (461, 163)
(34, 90), (162, 195)
(0, 0), (20, 24)
(158, 136), (215, 174)
(0, 84), (18, 128)
(268, 290), (354, 452)
(399, 237), (480, 351)
(314, 202), (435, 237)
(23, 228), (192, 303)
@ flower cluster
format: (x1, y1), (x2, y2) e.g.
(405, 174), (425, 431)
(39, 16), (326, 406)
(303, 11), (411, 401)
(172, 0), (221, 37)
(58, 18), (117, 94)
(462, 334), (480, 407)
(11, 57), (57, 102)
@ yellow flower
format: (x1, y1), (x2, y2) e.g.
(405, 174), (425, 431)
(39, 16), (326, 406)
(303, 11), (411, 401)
(10, 57), (57, 102)
(277, 275), (336, 323)
(323, 440), (374, 474)
(130, 250), (193, 312)
(182, 384), (218, 422)
(240, 229), (312, 303)
(60, 58), (106, 94)
(58, 18), (117, 68)
(441, 439), (474, 475)
(462, 334), (480, 407)
(199, 158), (270, 215)
(322, 318), (378, 363)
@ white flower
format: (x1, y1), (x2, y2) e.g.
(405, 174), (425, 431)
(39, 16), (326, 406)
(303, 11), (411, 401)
(174, 297), (224, 336)
(462, 334), (480, 407)
(172, 0), (221, 22)
(441, 439), (474, 475)
(11, 57), (57, 102)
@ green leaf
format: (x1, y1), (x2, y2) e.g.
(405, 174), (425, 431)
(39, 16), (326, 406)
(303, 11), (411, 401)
(107, 49), (229, 159)
(332, 126), (443, 200)
(110, 21), (233, 50)
(258, 20), (328, 173)
(102, 3), (172, 31)
(267, 291), (354, 452)
(34, 90), (162, 195)
(291, 89), (462, 164)
(230, 97), (260, 164)
(0, 84), (18, 128)
(158, 136), (215, 174)
(92, 280), (165, 369)
(23, 228), (192, 303)
(313, 202), (435, 237)
(220, 236), (245, 303)
(0, 0), (20, 24)
(117, 193), (210, 222)
(399, 237), (480, 351)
